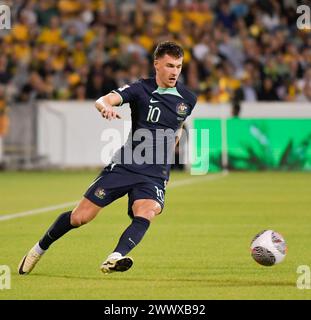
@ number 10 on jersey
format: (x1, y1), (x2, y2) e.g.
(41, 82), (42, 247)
(147, 106), (161, 123)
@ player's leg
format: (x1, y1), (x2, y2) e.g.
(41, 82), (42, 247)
(40, 197), (102, 249)
(101, 194), (163, 274)
(111, 199), (161, 253)
(18, 165), (130, 276)
(18, 198), (101, 275)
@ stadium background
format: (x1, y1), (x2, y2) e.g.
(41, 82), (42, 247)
(0, 0), (311, 300)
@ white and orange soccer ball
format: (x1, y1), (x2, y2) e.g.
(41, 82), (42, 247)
(250, 230), (287, 266)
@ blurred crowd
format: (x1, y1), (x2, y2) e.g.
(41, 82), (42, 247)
(0, 0), (311, 105)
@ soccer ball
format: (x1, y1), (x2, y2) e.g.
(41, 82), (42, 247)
(250, 230), (287, 266)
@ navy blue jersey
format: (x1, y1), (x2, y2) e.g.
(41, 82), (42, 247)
(111, 78), (197, 180)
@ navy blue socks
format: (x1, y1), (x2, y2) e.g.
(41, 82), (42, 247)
(38, 212), (150, 255)
(114, 216), (150, 256)
(39, 211), (77, 250)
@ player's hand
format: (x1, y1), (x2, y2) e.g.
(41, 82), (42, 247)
(100, 106), (121, 120)
(95, 97), (121, 120)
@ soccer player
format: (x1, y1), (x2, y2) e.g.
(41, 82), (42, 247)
(18, 41), (197, 275)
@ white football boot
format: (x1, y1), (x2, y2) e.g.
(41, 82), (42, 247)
(100, 252), (133, 274)
(18, 245), (43, 275)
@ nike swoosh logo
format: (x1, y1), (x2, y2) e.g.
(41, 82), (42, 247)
(129, 238), (136, 246)
(150, 98), (160, 103)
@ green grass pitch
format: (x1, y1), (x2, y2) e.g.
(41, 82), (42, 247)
(0, 170), (311, 300)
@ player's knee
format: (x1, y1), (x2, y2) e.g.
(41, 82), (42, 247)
(70, 209), (93, 227)
(70, 198), (100, 226)
(132, 199), (162, 221)
(70, 213), (88, 227)
(134, 209), (159, 221)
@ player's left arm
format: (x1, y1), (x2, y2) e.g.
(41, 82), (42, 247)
(175, 91), (197, 146)
(175, 122), (184, 147)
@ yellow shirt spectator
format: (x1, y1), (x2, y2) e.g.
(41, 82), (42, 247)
(11, 23), (29, 41)
(91, 0), (106, 11)
(38, 27), (62, 45)
(84, 29), (97, 46)
(216, 77), (241, 103)
(51, 54), (66, 72)
(168, 9), (183, 33)
(0, 98), (9, 136)
(150, 11), (166, 34)
(67, 72), (81, 87)
(182, 49), (191, 65)
(72, 48), (86, 68)
(58, 0), (82, 14)
(13, 42), (32, 63)
(186, 11), (213, 27)
(34, 45), (50, 62)
(138, 35), (154, 53)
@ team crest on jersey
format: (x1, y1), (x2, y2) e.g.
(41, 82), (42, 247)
(95, 187), (106, 199)
(176, 102), (188, 116)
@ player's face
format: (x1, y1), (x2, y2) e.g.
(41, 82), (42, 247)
(154, 54), (183, 88)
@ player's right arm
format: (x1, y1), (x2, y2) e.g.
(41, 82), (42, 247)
(95, 92), (122, 120)
(96, 81), (141, 120)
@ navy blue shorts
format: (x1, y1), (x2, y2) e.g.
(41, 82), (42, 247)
(84, 163), (166, 218)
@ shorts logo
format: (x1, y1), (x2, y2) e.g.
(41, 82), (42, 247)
(176, 102), (188, 116)
(95, 188), (106, 199)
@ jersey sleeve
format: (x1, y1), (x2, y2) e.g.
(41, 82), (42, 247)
(111, 81), (142, 106)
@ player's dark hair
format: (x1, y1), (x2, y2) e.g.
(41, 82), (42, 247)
(153, 41), (184, 60)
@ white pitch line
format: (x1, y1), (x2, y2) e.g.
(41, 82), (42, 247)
(0, 171), (228, 222)
(0, 201), (78, 222)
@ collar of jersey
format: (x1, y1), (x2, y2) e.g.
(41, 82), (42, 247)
(152, 86), (183, 98)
